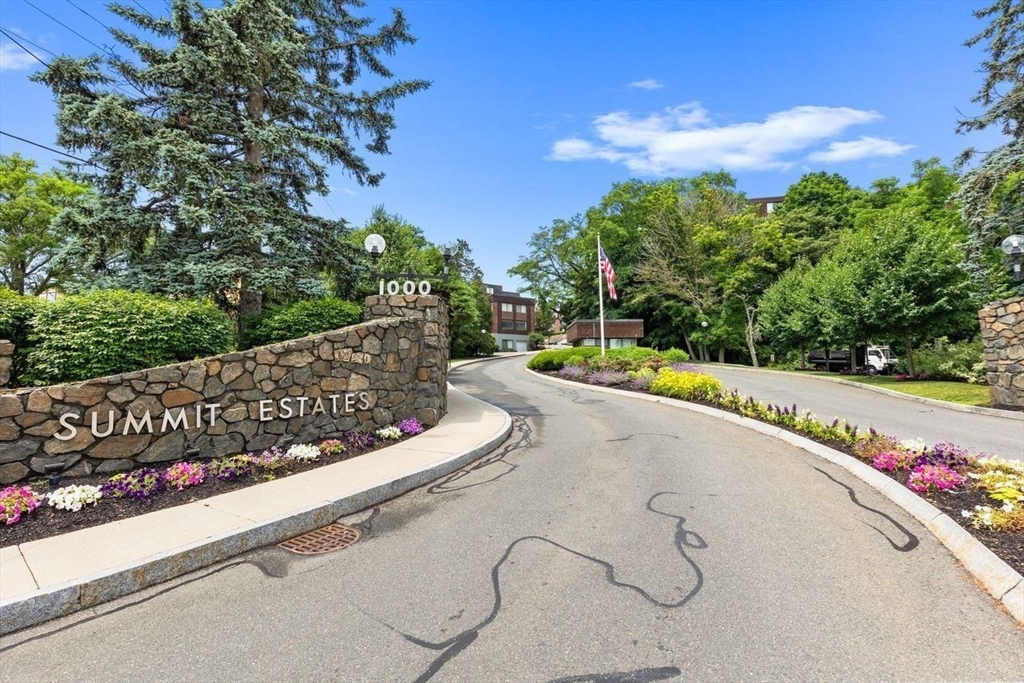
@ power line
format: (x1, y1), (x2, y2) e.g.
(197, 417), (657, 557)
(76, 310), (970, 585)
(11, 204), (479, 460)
(24, 0), (110, 54)
(0, 26), (50, 67)
(65, 0), (112, 31)
(0, 26), (58, 59)
(0, 130), (106, 171)
(131, 0), (156, 19)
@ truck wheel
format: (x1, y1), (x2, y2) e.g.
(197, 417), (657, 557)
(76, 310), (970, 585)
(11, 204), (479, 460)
(867, 366), (877, 376)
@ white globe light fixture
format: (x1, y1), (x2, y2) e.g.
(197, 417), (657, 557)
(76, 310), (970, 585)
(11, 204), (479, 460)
(364, 234), (386, 274)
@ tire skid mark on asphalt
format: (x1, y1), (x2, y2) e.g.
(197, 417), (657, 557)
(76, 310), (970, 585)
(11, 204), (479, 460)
(606, 433), (680, 443)
(359, 492), (706, 683)
(547, 665), (683, 683)
(427, 414), (533, 494)
(0, 557), (285, 653)
(812, 466), (920, 552)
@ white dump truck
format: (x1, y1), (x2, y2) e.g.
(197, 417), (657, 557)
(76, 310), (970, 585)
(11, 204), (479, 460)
(807, 345), (898, 375)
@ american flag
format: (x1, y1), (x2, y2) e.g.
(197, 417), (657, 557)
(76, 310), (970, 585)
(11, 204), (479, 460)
(599, 246), (617, 301)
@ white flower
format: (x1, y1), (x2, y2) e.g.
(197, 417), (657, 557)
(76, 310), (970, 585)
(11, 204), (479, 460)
(47, 485), (102, 512)
(1002, 502), (1015, 513)
(376, 426), (402, 440)
(286, 444), (320, 462)
(962, 510), (972, 518)
(899, 438), (928, 454)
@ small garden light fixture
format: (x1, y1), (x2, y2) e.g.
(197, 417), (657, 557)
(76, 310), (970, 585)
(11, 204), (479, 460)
(44, 462), (63, 491)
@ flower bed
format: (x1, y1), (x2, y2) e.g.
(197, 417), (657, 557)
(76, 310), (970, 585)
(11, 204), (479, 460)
(0, 420), (426, 547)
(541, 360), (1024, 575)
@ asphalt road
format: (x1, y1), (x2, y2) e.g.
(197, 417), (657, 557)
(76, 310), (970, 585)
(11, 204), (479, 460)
(1, 356), (1022, 682)
(694, 364), (1024, 462)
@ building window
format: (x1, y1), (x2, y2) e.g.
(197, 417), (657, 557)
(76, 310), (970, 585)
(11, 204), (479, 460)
(502, 339), (515, 351)
(515, 304), (527, 314)
(501, 320), (514, 330)
(515, 321), (527, 331)
(501, 303), (512, 312)
(486, 287), (494, 294)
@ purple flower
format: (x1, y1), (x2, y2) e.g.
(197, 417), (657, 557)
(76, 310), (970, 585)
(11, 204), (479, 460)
(397, 418), (424, 436)
(345, 430), (377, 450)
(101, 468), (166, 499)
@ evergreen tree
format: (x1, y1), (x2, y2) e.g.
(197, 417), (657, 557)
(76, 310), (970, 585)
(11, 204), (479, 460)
(955, 0), (1023, 298)
(34, 0), (429, 329)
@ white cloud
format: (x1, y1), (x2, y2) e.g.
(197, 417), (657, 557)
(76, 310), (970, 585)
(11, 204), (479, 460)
(0, 42), (38, 71)
(807, 136), (914, 163)
(628, 79), (663, 90)
(549, 103), (911, 174)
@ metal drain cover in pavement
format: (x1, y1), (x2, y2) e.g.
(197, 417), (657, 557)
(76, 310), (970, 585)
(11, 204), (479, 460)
(279, 523), (361, 554)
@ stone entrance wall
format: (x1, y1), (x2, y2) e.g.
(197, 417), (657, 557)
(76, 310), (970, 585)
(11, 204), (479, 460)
(0, 295), (449, 484)
(979, 295), (1024, 409)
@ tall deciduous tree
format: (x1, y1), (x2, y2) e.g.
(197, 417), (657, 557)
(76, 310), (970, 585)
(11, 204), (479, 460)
(34, 0), (429, 329)
(955, 0), (1023, 298)
(773, 171), (865, 264)
(0, 154), (91, 296)
(635, 173), (791, 365)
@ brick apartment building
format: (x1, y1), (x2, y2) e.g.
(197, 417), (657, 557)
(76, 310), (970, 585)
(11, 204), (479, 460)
(485, 284), (535, 352)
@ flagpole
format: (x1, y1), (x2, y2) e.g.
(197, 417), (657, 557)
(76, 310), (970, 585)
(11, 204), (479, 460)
(597, 234), (606, 356)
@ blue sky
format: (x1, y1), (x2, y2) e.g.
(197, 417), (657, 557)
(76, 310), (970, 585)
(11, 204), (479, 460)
(0, 0), (1006, 291)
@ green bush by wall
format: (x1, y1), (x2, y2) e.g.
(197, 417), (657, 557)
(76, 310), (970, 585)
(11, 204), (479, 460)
(26, 290), (232, 384)
(241, 298), (362, 349)
(0, 288), (40, 384)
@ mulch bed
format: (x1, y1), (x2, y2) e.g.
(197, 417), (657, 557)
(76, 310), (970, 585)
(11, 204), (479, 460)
(0, 435), (415, 548)
(548, 371), (1024, 578)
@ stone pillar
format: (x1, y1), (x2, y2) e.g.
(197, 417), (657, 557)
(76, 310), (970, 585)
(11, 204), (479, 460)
(364, 294), (450, 425)
(978, 295), (1024, 408)
(0, 340), (13, 388)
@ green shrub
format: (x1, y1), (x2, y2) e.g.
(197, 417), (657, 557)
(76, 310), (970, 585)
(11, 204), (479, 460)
(528, 332), (544, 351)
(526, 347), (602, 371)
(589, 346), (667, 373)
(660, 348), (691, 363)
(650, 368), (724, 402)
(25, 290), (232, 384)
(0, 288), (41, 385)
(242, 297), (362, 349)
(913, 337), (986, 383)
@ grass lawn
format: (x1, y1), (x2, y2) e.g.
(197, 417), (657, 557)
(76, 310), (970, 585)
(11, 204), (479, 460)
(837, 375), (991, 406)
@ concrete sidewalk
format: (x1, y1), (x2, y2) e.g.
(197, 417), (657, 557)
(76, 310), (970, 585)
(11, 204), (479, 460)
(0, 386), (512, 635)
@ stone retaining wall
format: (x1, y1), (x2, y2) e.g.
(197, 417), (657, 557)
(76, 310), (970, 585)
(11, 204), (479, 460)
(979, 295), (1024, 409)
(0, 295), (449, 484)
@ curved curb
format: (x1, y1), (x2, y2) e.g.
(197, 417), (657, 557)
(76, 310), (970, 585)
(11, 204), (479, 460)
(450, 351), (536, 370)
(693, 362), (1022, 421)
(0, 387), (513, 636)
(526, 367), (1024, 625)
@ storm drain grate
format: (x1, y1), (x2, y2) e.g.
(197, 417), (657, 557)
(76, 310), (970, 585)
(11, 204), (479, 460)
(279, 523), (361, 554)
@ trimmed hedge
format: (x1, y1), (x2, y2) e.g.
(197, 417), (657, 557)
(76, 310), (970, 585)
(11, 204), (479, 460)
(241, 297), (362, 349)
(528, 346), (691, 373)
(527, 347), (603, 371)
(25, 290), (232, 384)
(660, 348), (691, 363)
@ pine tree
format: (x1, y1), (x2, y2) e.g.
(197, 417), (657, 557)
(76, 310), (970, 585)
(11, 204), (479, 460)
(955, 0), (1023, 298)
(34, 0), (429, 328)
